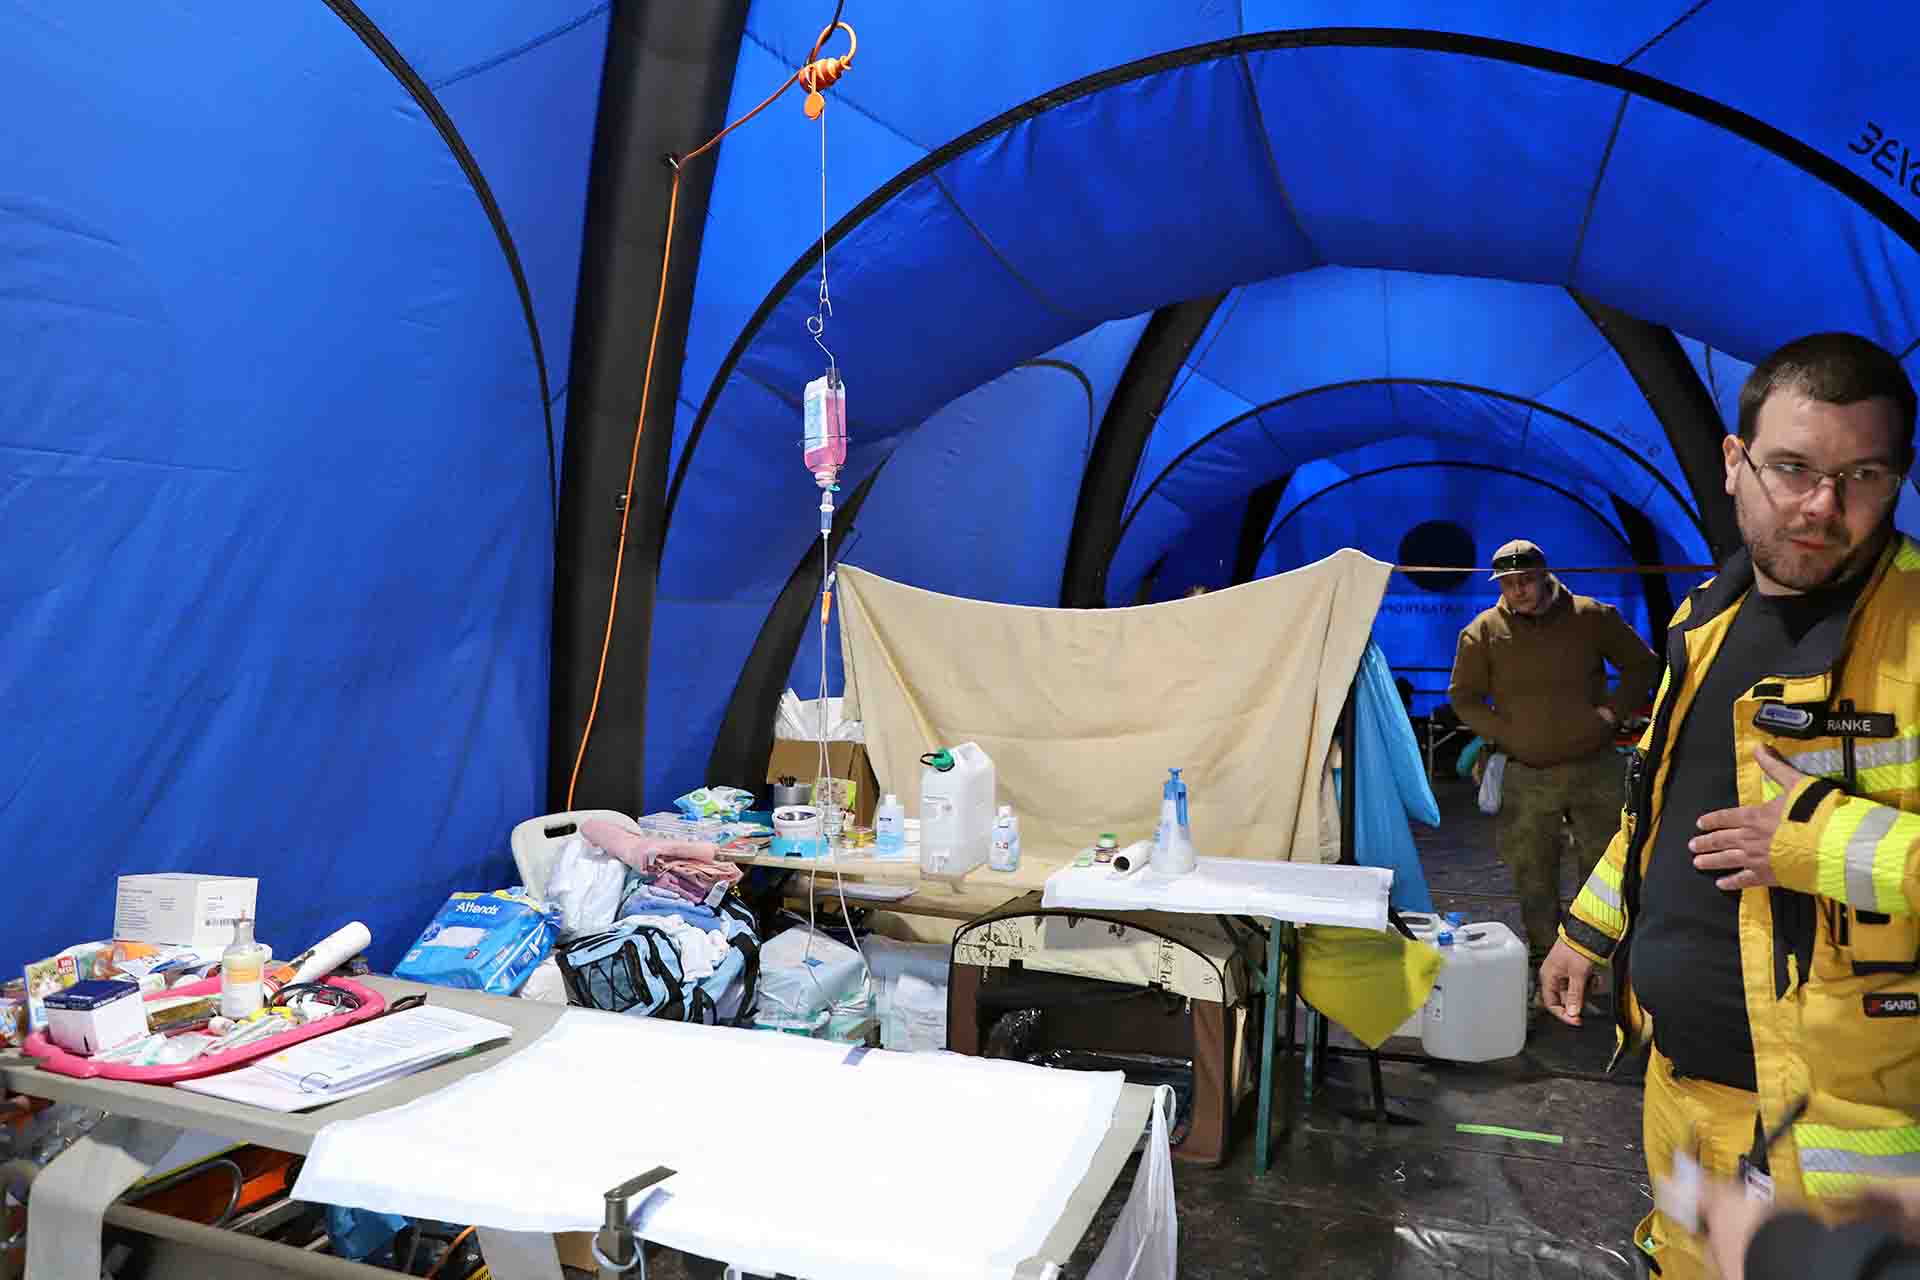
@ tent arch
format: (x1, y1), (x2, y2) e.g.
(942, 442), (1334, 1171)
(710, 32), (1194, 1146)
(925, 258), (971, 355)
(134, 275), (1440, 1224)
(1260, 461), (1635, 558)
(1105, 378), (1709, 604)
(1120, 379), (1703, 541)
(664, 26), (1920, 531)
(640, 25), (1920, 806)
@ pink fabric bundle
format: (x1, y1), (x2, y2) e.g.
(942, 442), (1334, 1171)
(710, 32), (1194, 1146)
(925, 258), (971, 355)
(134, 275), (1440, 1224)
(651, 856), (745, 902)
(579, 819), (723, 874)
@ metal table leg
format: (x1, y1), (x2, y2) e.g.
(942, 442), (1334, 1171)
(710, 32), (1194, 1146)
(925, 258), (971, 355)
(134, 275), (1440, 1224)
(1254, 919), (1284, 1176)
(1280, 924), (1300, 1152)
(1303, 1009), (1321, 1105)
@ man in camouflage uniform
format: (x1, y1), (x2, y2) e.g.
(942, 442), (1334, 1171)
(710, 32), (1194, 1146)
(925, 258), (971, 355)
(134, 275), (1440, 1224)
(1449, 540), (1661, 975)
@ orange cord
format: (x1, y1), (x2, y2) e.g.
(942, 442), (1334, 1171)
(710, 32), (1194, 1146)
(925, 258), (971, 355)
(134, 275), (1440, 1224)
(423, 1226), (478, 1280)
(566, 21), (857, 809)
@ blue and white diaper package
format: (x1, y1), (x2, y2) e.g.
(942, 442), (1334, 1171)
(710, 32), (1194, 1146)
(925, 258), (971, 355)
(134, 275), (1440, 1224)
(393, 889), (560, 994)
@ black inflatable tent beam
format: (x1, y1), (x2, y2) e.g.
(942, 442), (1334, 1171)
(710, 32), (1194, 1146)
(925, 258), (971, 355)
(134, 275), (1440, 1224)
(1060, 295), (1226, 608)
(1571, 292), (1741, 563)
(705, 467), (885, 797)
(1612, 497), (1677, 656)
(1233, 476), (1290, 585)
(548, 0), (751, 811)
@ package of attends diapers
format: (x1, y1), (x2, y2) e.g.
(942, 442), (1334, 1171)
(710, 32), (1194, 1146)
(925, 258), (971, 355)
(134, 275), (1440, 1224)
(393, 890), (561, 994)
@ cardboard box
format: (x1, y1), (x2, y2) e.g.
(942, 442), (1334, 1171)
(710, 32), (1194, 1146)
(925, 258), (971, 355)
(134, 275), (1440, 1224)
(766, 739), (881, 828)
(113, 874), (258, 950)
(45, 979), (148, 1056)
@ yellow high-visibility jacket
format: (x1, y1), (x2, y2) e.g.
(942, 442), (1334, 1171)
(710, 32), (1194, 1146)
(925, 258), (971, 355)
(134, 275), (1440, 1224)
(1562, 534), (1920, 1202)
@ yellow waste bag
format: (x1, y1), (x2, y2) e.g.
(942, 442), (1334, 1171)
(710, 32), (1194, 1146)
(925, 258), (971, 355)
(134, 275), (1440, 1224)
(1297, 924), (1441, 1049)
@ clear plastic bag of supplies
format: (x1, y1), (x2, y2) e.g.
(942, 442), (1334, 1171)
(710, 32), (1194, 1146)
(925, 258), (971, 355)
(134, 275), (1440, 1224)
(1085, 1085), (1178, 1280)
(674, 786), (755, 821)
(758, 926), (866, 1022)
(1477, 751), (1508, 816)
(885, 972), (947, 1052)
(774, 690), (863, 742)
(863, 936), (950, 1052)
(545, 833), (626, 936)
(516, 956), (569, 1004)
(394, 890), (559, 994)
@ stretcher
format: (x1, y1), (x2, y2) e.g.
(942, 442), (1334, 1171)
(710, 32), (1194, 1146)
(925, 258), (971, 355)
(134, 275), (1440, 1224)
(0, 977), (1155, 1280)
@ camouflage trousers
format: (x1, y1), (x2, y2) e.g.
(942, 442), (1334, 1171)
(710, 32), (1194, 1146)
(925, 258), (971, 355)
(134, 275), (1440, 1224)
(1497, 749), (1626, 964)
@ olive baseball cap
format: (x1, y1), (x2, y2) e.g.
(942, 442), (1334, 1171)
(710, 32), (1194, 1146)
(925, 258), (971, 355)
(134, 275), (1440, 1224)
(1489, 539), (1547, 579)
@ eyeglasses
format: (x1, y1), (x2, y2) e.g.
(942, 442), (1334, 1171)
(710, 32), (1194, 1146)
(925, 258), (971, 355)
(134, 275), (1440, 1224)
(1736, 441), (1905, 505)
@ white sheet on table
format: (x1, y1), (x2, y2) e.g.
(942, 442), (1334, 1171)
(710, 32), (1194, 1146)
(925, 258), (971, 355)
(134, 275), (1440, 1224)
(293, 1009), (1124, 1280)
(1041, 858), (1393, 931)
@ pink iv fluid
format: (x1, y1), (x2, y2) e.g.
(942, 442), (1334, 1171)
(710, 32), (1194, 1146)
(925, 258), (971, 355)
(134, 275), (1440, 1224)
(802, 374), (847, 487)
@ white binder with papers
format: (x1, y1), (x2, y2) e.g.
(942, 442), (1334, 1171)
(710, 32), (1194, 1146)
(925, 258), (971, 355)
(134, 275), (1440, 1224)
(179, 1005), (512, 1111)
(255, 1005), (512, 1093)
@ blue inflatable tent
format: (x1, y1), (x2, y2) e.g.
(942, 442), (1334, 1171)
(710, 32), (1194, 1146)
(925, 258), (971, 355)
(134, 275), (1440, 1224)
(5, 2), (1917, 968)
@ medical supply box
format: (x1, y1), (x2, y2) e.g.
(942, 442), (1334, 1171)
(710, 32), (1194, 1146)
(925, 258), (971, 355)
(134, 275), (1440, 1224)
(44, 979), (148, 1056)
(114, 873), (258, 950)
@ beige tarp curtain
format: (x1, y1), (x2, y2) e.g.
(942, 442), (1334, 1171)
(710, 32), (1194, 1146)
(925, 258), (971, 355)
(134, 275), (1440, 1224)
(836, 549), (1393, 863)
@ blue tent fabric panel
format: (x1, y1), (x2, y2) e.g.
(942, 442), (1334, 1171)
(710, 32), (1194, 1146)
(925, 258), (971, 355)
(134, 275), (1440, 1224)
(1350, 642), (1437, 915)
(2, 6), (600, 971)
(1128, 371), (1259, 511)
(1575, 96), (1920, 361)
(420, 6), (610, 393)
(1144, 500), (1247, 603)
(940, 64), (1318, 320)
(1629, 0), (1920, 184)
(1251, 48), (1626, 283)
(1239, 1), (1705, 60)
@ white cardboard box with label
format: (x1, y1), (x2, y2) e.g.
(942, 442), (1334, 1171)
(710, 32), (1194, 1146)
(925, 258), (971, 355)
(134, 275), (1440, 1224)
(113, 873), (258, 950)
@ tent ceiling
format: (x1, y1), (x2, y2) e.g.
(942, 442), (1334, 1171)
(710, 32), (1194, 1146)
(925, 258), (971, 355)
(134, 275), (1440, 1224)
(649, 16), (1920, 806)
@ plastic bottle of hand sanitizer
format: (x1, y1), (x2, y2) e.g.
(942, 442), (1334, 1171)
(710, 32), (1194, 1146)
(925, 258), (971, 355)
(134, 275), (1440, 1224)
(875, 793), (907, 856)
(989, 805), (1021, 871)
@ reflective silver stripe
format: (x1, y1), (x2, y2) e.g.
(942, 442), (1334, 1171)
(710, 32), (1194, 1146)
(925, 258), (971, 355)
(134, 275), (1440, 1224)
(1579, 873), (1622, 912)
(1800, 1148), (1920, 1178)
(1857, 734), (1920, 772)
(1786, 745), (1843, 776)
(1786, 735), (1917, 778)
(1846, 805), (1901, 912)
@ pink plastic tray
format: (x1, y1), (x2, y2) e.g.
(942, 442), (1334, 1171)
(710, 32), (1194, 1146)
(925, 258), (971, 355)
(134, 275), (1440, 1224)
(23, 976), (387, 1083)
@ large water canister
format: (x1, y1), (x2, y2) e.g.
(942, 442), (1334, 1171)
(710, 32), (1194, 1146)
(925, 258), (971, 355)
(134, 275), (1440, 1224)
(1421, 920), (1527, 1062)
(919, 743), (996, 876)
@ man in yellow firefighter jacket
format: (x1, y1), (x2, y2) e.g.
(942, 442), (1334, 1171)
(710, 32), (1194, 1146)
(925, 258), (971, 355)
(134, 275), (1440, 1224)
(1537, 332), (1920, 1279)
